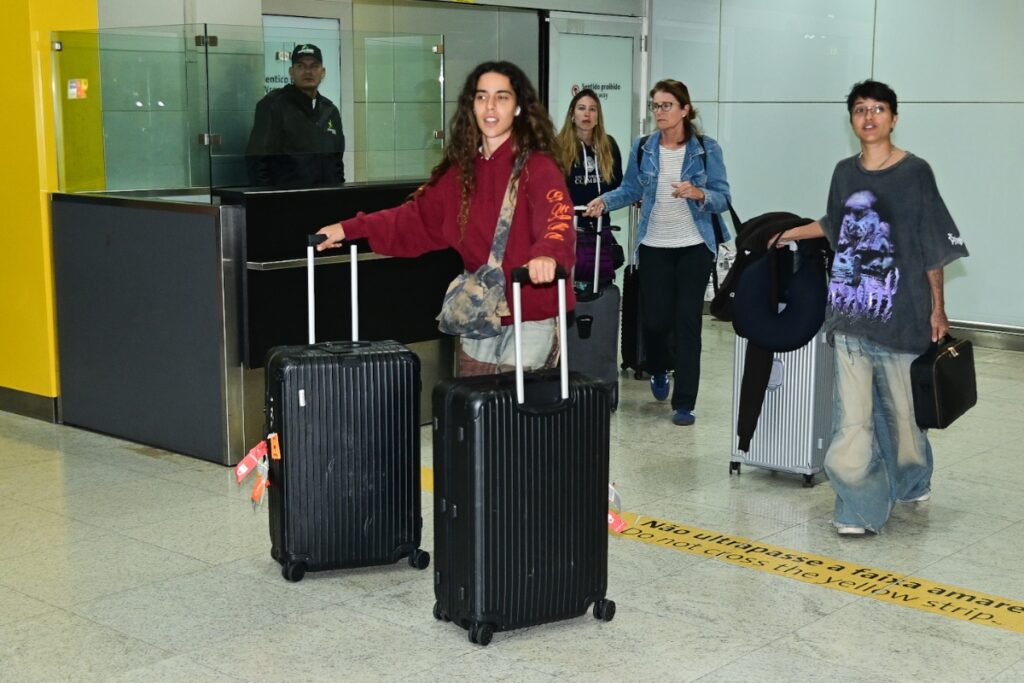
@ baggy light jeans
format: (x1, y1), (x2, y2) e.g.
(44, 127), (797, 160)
(824, 333), (934, 532)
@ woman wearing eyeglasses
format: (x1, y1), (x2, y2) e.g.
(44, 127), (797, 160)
(555, 88), (624, 291)
(585, 79), (732, 426)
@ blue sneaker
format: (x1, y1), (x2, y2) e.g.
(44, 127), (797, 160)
(650, 372), (670, 401)
(672, 409), (695, 426)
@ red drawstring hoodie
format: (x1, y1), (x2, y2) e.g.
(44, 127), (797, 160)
(340, 139), (576, 324)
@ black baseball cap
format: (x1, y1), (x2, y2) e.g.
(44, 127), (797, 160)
(291, 44), (323, 64)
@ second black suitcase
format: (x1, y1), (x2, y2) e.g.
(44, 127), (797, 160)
(620, 205), (647, 379)
(265, 238), (429, 582)
(569, 209), (621, 409)
(431, 267), (615, 645)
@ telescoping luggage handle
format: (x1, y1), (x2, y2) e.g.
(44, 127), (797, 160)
(574, 206), (603, 294)
(306, 235), (359, 344)
(573, 206), (621, 295)
(510, 266), (569, 405)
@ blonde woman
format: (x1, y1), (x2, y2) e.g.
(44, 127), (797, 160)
(555, 89), (623, 290)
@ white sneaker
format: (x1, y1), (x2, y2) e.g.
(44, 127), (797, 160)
(834, 524), (867, 536)
(900, 491), (931, 503)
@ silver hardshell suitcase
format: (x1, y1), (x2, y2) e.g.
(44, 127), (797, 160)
(729, 331), (834, 486)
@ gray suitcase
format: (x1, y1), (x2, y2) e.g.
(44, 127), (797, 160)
(568, 209), (621, 409)
(729, 331), (834, 486)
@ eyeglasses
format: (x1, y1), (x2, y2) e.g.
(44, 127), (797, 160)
(649, 102), (677, 113)
(852, 104), (888, 117)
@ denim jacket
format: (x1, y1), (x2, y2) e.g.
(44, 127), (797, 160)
(600, 130), (732, 259)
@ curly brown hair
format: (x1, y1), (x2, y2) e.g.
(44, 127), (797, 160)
(415, 61), (560, 235)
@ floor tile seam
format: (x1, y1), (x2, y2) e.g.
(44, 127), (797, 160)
(986, 657), (1024, 682)
(809, 591), (1018, 645)
(2, 605), (177, 660)
(895, 501), (1022, 528)
(417, 649), (557, 680)
(0, 582), (65, 620)
(62, 560), (222, 615)
(109, 527), (230, 568)
(638, 494), (819, 530)
(937, 472), (1024, 497)
(0, 527), (127, 566)
(0, 453), (63, 470)
(688, 632), (877, 682)
(32, 492), (250, 532)
(143, 467), (252, 501)
(3, 521), (216, 571)
(161, 652), (257, 683)
(911, 532), (1024, 577)
(0, 496), (103, 524)
(272, 599), (491, 654)
(72, 451), (214, 479)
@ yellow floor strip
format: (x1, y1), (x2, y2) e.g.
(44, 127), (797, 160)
(615, 510), (1024, 634)
(422, 467), (1024, 634)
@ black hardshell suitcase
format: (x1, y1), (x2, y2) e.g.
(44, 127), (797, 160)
(568, 209), (621, 409)
(265, 238), (429, 582)
(620, 205), (646, 378)
(431, 267), (615, 646)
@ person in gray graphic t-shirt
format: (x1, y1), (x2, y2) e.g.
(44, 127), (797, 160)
(775, 80), (969, 537)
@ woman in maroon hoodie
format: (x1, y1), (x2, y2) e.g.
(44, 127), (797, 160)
(316, 61), (574, 375)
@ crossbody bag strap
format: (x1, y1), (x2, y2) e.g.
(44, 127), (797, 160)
(486, 152), (528, 269)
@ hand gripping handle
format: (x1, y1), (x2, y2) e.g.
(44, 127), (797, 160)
(306, 234), (358, 344)
(509, 266), (569, 404)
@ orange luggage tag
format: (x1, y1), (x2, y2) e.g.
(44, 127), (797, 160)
(235, 440), (268, 484)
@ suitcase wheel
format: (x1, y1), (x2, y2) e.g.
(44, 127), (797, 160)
(432, 602), (450, 622)
(802, 474), (815, 488)
(593, 599), (616, 622)
(469, 622), (494, 646)
(281, 561), (307, 583)
(408, 549), (430, 570)
(729, 461), (741, 476)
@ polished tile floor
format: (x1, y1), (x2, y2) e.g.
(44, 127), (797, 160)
(1, 319), (1022, 681)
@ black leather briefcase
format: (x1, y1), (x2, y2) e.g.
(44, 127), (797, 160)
(910, 336), (977, 429)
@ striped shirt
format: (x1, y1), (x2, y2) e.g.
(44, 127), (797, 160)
(642, 145), (703, 248)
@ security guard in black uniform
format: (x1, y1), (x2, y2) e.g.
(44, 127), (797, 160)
(246, 43), (345, 187)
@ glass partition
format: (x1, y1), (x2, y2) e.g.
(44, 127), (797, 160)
(355, 33), (445, 182)
(52, 24), (446, 199)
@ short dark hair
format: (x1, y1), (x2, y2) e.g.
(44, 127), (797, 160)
(846, 80), (898, 116)
(650, 79), (700, 140)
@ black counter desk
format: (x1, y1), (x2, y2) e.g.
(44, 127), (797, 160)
(218, 184), (461, 369)
(53, 183), (462, 465)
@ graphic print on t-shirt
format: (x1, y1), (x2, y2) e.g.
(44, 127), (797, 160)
(574, 153), (598, 186)
(829, 190), (899, 322)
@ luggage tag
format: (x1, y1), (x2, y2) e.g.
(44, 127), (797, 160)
(251, 457), (270, 509)
(235, 440), (268, 484)
(268, 432), (281, 460)
(608, 483), (628, 533)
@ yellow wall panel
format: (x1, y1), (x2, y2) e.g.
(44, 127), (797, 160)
(0, 1), (98, 398)
(55, 32), (105, 192)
